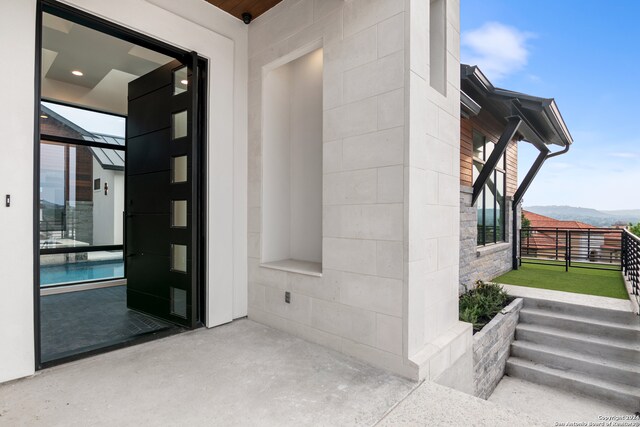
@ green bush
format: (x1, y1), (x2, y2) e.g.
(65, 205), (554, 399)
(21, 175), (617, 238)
(459, 281), (511, 333)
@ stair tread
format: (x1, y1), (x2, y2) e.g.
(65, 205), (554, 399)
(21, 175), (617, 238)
(520, 307), (640, 331)
(511, 340), (640, 374)
(516, 323), (640, 351)
(523, 296), (634, 315)
(507, 357), (640, 397)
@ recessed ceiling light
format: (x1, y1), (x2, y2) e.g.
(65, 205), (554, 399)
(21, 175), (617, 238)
(40, 114), (48, 119)
(71, 70), (83, 76)
(180, 79), (188, 85)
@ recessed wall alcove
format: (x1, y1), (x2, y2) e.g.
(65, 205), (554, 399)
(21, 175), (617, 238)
(261, 46), (323, 276)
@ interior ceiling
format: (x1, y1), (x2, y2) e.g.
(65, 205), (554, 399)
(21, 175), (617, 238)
(41, 13), (174, 113)
(205, 0), (283, 21)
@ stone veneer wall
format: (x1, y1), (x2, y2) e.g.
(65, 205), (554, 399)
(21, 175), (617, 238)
(459, 186), (519, 292)
(473, 297), (523, 399)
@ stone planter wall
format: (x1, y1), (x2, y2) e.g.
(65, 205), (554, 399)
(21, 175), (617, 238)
(473, 297), (523, 399)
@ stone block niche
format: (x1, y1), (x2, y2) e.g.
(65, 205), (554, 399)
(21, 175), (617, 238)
(261, 47), (323, 276)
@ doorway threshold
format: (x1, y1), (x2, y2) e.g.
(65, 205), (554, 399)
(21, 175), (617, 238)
(41, 326), (183, 369)
(40, 279), (126, 296)
(39, 286), (186, 368)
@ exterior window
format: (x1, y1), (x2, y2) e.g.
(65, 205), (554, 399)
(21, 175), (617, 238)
(39, 101), (126, 287)
(473, 131), (506, 245)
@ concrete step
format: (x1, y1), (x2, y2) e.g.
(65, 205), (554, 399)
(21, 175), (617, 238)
(522, 297), (639, 326)
(515, 323), (640, 364)
(519, 308), (640, 341)
(511, 340), (640, 388)
(506, 357), (640, 411)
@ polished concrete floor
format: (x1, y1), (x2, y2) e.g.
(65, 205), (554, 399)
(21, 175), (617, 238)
(0, 319), (533, 426)
(40, 286), (175, 362)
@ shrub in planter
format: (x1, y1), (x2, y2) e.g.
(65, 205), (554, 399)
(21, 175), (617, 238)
(459, 281), (512, 333)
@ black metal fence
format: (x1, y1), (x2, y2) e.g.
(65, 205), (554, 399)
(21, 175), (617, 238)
(622, 230), (639, 302)
(520, 227), (624, 271)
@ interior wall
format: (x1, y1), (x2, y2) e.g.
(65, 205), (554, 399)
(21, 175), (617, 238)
(91, 157), (116, 245)
(0, 0), (247, 383)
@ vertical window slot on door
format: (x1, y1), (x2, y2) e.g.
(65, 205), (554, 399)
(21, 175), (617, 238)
(172, 110), (188, 140)
(170, 287), (187, 318)
(173, 66), (188, 95)
(171, 200), (188, 228)
(171, 156), (188, 183)
(171, 244), (187, 273)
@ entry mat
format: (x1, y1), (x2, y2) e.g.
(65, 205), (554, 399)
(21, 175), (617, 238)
(40, 286), (175, 363)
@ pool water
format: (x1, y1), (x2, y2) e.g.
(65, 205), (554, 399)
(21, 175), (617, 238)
(40, 260), (125, 286)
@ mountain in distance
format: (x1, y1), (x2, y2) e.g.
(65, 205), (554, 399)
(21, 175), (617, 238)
(524, 205), (640, 227)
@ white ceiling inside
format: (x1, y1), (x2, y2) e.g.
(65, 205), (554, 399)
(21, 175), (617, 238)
(41, 13), (175, 115)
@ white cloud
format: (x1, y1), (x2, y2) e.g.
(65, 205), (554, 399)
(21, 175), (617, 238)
(461, 22), (535, 81)
(608, 152), (639, 159)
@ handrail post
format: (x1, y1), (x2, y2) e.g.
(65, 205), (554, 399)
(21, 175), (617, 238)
(566, 229), (570, 272)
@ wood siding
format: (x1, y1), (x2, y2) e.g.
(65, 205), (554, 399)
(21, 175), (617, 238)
(460, 110), (518, 197)
(205, 0), (283, 20)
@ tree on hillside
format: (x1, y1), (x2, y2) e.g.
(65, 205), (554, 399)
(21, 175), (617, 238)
(521, 212), (531, 237)
(629, 222), (640, 237)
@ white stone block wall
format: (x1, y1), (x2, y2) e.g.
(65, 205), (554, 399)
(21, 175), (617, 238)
(404, 0), (470, 382)
(248, 0), (470, 383)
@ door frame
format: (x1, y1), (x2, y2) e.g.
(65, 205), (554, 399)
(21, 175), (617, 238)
(33, 0), (208, 370)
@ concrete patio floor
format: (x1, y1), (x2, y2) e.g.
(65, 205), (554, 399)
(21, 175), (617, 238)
(489, 376), (635, 424)
(1, 319), (533, 426)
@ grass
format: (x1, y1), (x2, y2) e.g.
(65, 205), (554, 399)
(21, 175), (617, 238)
(493, 262), (629, 300)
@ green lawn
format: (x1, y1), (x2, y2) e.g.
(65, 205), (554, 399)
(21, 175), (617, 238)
(493, 263), (629, 299)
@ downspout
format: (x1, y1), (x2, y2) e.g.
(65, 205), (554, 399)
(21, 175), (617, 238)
(511, 143), (571, 269)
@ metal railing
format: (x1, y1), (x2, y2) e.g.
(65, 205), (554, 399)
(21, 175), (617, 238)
(622, 230), (639, 302)
(520, 227), (623, 271)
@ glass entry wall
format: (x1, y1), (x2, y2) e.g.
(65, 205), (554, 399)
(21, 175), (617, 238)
(39, 101), (126, 288)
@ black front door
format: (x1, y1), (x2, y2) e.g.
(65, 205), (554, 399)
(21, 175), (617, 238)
(126, 55), (201, 328)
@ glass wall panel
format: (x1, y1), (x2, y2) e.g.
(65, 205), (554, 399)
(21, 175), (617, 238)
(472, 131), (485, 160)
(484, 140), (494, 162)
(40, 251), (124, 287)
(477, 189), (484, 245)
(40, 141), (125, 248)
(496, 171), (505, 242)
(472, 160), (482, 185)
(40, 101), (126, 141)
(485, 173), (496, 244)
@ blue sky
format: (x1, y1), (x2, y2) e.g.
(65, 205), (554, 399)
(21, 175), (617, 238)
(461, 1), (640, 210)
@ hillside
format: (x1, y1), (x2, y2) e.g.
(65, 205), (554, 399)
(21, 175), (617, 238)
(524, 205), (640, 227)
